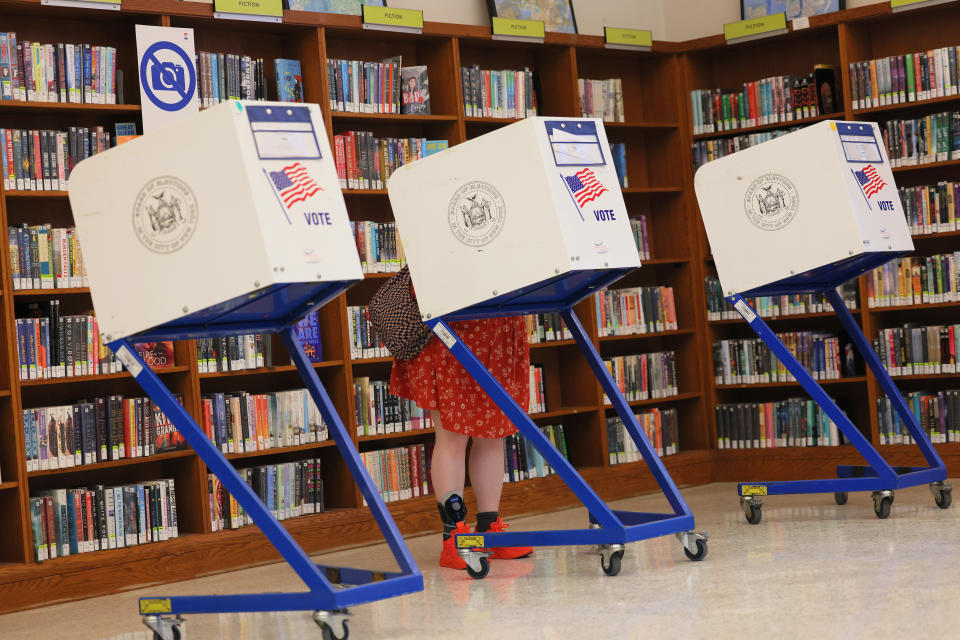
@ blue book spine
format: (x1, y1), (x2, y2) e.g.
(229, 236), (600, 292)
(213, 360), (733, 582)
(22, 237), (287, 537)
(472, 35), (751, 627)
(214, 393), (226, 451)
(82, 44), (91, 103)
(136, 484), (147, 542)
(66, 493), (79, 554)
(211, 54), (219, 104)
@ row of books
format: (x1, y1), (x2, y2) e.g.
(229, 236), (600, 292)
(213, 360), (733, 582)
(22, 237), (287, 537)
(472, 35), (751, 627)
(353, 377), (432, 437)
(23, 395), (183, 471)
(15, 302), (122, 380)
(899, 182), (960, 236)
(610, 142), (628, 189)
(632, 216), (651, 261)
(691, 128), (798, 170)
(873, 323), (959, 377)
(503, 424), (568, 483)
(351, 220), (406, 273)
(1, 126), (111, 191)
(607, 407), (680, 464)
(879, 112), (960, 167)
(578, 78), (624, 123)
(595, 285), (678, 337)
(712, 333), (842, 385)
(196, 335), (270, 373)
(196, 52), (268, 107)
(0, 37), (118, 104)
(332, 132), (446, 190)
(201, 389), (327, 454)
(603, 351), (678, 402)
(877, 390), (960, 445)
(208, 459), (324, 531)
(360, 443), (430, 504)
(30, 479), (178, 562)
(530, 364), (546, 414)
(849, 47), (960, 110)
(704, 278), (859, 320)
(525, 312), (570, 344)
(8, 224), (86, 290)
(348, 305), (385, 359)
(866, 253), (960, 307)
(327, 57), (429, 115)
(689, 67), (836, 135)
(715, 399), (844, 449)
(460, 66), (538, 119)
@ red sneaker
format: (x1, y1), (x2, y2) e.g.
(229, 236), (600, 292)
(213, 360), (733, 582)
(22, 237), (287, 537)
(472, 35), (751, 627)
(477, 517), (532, 560)
(439, 521), (470, 570)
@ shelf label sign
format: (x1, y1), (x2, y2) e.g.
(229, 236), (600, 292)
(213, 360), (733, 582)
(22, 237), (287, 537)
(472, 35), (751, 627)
(135, 25), (199, 134)
(723, 13), (787, 43)
(41, 0), (119, 10)
(891, 0), (956, 9)
(492, 17), (546, 41)
(362, 5), (423, 33)
(604, 27), (652, 50)
(214, 0), (282, 21)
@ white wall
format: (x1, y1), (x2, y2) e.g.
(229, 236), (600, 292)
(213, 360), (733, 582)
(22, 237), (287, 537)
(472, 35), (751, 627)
(385, 0), (886, 42)
(385, 0), (666, 39)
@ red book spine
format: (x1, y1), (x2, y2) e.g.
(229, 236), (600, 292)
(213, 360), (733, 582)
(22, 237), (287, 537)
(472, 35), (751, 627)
(44, 496), (57, 558)
(409, 444), (420, 497)
(32, 130), (41, 186)
(748, 82), (758, 125)
(72, 491), (83, 552)
(84, 490), (95, 549)
(334, 135), (346, 188)
(124, 398), (134, 458)
(344, 131), (358, 190)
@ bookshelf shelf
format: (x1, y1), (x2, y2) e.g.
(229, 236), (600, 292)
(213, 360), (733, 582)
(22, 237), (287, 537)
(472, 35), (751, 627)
(0, 482), (17, 491)
(892, 158), (960, 174)
(851, 93), (960, 117)
(343, 189), (388, 196)
(464, 116), (522, 125)
(914, 229), (960, 241)
(330, 112), (458, 123)
(708, 309), (862, 324)
(529, 339), (576, 350)
(0, 101), (140, 113)
(358, 429), (435, 443)
(598, 328), (696, 342)
(19, 365), (191, 387)
(199, 365), (297, 378)
(350, 356), (393, 365)
(889, 372), (960, 382)
(13, 287), (90, 297)
(868, 300), (960, 313)
(0, 390), (10, 398)
(604, 391), (702, 409)
(27, 450), (195, 478)
(622, 187), (684, 194)
(362, 273), (394, 281)
(5, 191), (68, 198)
(713, 376), (867, 390)
(603, 121), (679, 130)
(530, 405), (597, 420)
(641, 257), (690, 265)
(691, 111), (845, 141)
(715, 444), (857, 458)
(223, 440), (336, 461)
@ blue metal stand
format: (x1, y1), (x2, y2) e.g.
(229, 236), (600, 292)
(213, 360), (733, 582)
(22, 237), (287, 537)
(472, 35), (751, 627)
(426, 295), (707, 579)
(109, 284), (422, 640)
(726, 287), (952, 523)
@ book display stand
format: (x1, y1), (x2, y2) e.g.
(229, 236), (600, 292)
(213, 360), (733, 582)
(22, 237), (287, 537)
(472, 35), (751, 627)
(387, 117), (707, 579)
(695, 120), (952, 524)
(67, 101), (422, 640)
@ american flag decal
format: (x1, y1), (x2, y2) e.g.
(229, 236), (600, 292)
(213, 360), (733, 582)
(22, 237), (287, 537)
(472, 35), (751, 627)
(269, 162), (321, 208)
(564, 168), (608, 207)
(852, 164), (887, 199)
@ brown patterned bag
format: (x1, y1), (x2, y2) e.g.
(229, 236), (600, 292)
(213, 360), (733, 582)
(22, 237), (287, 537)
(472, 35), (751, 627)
(368, 266), (434, 361)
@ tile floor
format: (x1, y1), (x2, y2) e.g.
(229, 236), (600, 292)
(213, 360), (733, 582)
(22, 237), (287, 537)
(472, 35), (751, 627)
(2, 481), (958, 640)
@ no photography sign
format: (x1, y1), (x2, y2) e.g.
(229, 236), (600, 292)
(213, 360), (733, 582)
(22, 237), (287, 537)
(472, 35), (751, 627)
(136, 25), (199, 133)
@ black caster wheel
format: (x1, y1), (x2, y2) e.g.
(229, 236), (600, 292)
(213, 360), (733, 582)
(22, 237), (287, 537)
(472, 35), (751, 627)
(601, 549), (624, 576)
(745, 505), (762, 525)
(466, 556), (490, 580)
(834, 492), (848, 505)
(319, 621), (349, 640)
(874, 496), (893, 519)
(153, 628), (181, 640)
(683, 539), (708, 561)
(936, 490), (952, 509)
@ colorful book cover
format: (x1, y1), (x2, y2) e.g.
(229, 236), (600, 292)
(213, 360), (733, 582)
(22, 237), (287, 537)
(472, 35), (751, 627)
(295, 311), (323, 363)
(424, 140), (448, 156)
(153, 399), (186, 453)
(114, 122), (136, 138)
(134, 341), (175, 369)
(275, 58), (304, 103)
(401, 65), (430, 115)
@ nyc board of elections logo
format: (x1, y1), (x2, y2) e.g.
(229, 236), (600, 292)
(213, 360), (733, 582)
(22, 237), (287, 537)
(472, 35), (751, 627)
(132, 176), (199, 253)
(744, 173), (798, 231)
(448, 181), (505, 247)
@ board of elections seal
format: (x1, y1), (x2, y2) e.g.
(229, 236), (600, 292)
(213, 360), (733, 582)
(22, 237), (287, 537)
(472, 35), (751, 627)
(132, 176), (199, 253)
(447, 181), (505, 247)
(743, 173), (798, 231)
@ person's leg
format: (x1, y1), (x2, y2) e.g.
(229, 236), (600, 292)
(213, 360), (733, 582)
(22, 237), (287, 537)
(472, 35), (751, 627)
(469, 435), (532, 559)
(431, 412), (471, 569)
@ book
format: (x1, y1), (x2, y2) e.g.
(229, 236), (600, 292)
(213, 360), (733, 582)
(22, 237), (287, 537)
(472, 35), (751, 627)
(133, 342), (175, 369)
(424, 140), (448, 156)
(704, 278), (859, 320)
(523, 312), (571, 344)
(201, 388), (328, 453)
(274, 58), (303, 103)
(850, 46), (960, 110)
(359, 445), (429, 505)
(606, 408), (678, 463)
(715, 400), (843, 449)
(114, 122), (136, 137)
(352, 377), (433, 436)
(595, 285), (678, 337)
(578, 78), (624, 122)
(327, 57), (401, 114)
(294, 311), (323, 363)
(602, 352), (678, 402)
(459, 65), (538, 118)
(0, 126), (112, 192)
(350, 221), (405, 273)
(712, 333), (843, 384)
(0, 37), (117, 104)
(333, 132), (430, 190)
(502, 424), (569, 482)
(400, 65), (430, 115)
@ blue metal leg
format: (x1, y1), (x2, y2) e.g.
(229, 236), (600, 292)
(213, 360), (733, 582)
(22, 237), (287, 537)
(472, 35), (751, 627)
(427, 313), (700, 557)
(726, 292), (947, 500)
(109, 333), (422, 618)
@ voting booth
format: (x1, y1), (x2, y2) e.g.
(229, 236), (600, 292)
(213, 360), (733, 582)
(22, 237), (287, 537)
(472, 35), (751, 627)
(388, 116), (708, 579)
(695, 120), (951, 524)
(68, 100), (421, 640)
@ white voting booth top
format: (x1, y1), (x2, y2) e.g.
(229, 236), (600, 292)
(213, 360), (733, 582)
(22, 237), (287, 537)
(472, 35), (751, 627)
(67, 100), (361, 342)
(694, 120), (913, 297)
(387, 116), (639, 321)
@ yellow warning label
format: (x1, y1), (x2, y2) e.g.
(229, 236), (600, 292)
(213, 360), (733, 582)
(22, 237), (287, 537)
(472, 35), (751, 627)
(741, 485), (768, 496)
(456, 535), (485, 549)
(140, 598), (172, 615)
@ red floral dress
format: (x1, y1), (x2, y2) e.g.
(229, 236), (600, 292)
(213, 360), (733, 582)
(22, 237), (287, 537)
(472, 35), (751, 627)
(390, 316), (530, 438)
